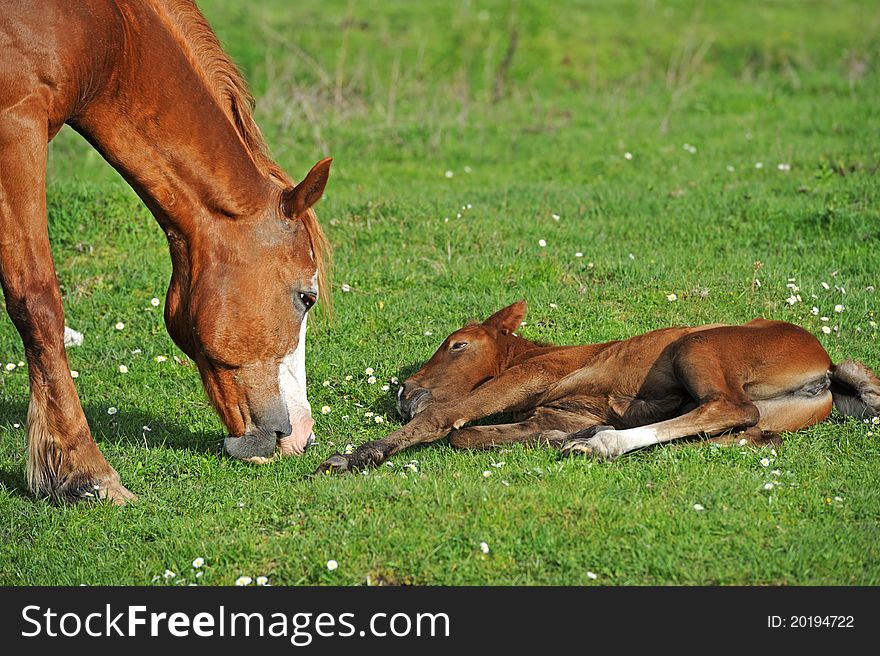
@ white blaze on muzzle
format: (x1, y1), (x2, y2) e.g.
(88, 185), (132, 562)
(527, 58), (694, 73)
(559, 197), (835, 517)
(277, 315), (315, 455)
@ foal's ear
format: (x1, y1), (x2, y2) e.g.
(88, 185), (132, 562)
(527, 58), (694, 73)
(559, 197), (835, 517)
(281, 157), (332, 218)
(483, 300), (527, 335)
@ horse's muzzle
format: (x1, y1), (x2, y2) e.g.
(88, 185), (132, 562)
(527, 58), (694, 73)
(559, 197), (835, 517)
(224, 429), (315, 460)
(397, 387), (431, 421)
(224, 430), (277, 460)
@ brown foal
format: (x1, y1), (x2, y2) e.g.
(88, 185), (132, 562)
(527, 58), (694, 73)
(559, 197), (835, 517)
(1, 1), (332, 503)
(317, 301), (880, 473)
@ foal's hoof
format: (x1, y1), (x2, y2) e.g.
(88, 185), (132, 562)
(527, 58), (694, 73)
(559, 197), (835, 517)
(314, 453), (351, 476)
(561, 427), (620, 461)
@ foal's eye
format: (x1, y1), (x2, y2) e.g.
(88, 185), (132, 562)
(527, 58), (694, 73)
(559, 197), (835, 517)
(299, 292), (317, 311)
(451, 341), (468, 351)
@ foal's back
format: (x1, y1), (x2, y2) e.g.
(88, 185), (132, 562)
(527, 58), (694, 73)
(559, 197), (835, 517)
(541, 318), (832, 425)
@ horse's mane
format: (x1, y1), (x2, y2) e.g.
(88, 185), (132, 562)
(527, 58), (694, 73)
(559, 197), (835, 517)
(148, 0), (331, 307)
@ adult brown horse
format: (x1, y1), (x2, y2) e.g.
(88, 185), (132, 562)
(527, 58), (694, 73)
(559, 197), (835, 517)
(317, 301), (880, 472)
(1, 0), (332, 503)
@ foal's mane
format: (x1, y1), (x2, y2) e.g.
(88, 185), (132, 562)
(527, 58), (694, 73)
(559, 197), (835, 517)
(148, 0), (331, 306)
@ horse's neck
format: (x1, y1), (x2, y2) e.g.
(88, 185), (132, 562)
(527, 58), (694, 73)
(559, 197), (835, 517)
(69, 4), (275, 241)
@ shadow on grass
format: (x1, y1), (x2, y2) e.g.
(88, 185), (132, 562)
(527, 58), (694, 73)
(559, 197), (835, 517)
(0, 467), (28, 499)
(367, 360), (423, 419)
(0, 399), (225, 499)
(0, 399), (222, 454)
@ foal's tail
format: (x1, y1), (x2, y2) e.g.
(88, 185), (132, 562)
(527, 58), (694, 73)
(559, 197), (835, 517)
(830, 360), (880, 418)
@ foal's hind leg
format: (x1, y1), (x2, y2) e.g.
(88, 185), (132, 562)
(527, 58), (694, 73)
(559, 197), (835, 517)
(562, 345), (762, 460)
(0, 117), (134, 504)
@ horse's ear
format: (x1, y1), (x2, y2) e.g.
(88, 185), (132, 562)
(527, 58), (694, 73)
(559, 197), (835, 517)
(483, 300), (527, 335)
(281, 157), (332, 218)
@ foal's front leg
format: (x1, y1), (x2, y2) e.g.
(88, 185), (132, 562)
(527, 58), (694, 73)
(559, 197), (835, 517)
(0, 119), (134, 503)
(315, 363), (561, 474)
(448, 407), (605, 449)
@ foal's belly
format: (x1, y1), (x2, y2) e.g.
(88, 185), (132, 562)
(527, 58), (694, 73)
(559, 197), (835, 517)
(608, 393), (692, 428)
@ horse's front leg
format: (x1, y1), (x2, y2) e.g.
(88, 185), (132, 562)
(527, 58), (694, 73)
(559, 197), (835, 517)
(0, 118), (134, 504)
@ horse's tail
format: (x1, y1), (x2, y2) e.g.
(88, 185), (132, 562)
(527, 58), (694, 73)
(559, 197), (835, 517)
(830, 360), (880, 418)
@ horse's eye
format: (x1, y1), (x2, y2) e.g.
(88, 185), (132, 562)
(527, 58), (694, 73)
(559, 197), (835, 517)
(299, 292), (317, 311)
(451, 341), (468, 351)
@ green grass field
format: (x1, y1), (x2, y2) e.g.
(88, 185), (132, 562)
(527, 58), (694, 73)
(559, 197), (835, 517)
(2, 0), (879, 585)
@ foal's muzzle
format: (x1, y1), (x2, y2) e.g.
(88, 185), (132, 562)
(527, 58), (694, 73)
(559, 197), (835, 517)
(397, 386), (431, 420)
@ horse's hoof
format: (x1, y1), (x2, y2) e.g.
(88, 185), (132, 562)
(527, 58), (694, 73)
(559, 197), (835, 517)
(314, 453), (351, 475)
(99, 481), (137, 505)
(77, 477), (137, 505)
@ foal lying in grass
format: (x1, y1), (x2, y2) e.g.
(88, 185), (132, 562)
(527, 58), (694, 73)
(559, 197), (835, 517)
(317, 301), (880, 473)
